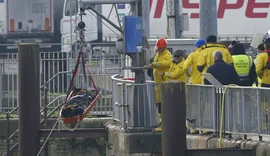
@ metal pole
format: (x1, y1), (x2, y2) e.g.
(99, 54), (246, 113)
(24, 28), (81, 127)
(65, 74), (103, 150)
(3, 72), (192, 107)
(128, 0), (148, 129)
(74, 0), (79, 54)
(44, 84), (48, 128)
(0, 63), (2, 112)
(199, 0), (217, 40)
(142, 0), (150, 38)
(18, 43), (40, 156)
(161, 82), (186, 156)
(174, 0), (182, 38)
(130, 1), (138, 16)
(166, 0), (176, 38)
(6, 113), (9, 156)
(101, 51), (106, 74)
(69, 0), (73, 51)
(96, 4), (103, 41)
(44, 83), (49, 156)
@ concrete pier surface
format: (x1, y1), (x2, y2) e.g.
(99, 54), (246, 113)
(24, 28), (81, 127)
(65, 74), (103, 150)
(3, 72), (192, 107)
(2, 117), (269, 156)
(106, 123), (270, 156)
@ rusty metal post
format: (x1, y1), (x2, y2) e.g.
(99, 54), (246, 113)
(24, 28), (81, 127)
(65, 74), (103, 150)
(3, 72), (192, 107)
(18, 43), (40, 156)
(161, 82), (186, 156)
(166, 0), (176, 38)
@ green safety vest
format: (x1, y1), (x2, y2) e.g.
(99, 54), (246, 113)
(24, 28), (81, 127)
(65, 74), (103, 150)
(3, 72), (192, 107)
(232, 55), (252, 77)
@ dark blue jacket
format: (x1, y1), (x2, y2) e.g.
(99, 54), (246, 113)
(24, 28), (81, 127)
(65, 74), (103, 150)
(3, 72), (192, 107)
(204, 59), (240, 85)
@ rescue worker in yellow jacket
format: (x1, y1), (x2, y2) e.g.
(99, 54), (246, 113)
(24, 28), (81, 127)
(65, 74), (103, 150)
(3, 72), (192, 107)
(197, 35), (233, 74)
(183, 39), (206, 84)
(253, 44), (265, 87)
(256, 38), (270, 88)
(145, 38), (172, 118)
(159, 49), (186, 83)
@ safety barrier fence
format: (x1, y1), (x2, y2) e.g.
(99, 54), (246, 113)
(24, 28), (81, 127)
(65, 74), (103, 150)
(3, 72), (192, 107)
(186, 84), (270, 136)
(110, 79), (270, 135)
(111, 74), (157, 131)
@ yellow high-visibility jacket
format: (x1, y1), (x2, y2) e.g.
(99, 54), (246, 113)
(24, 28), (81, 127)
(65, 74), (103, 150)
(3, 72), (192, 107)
(183, 48), (203, 84)
(165, 59), (186, 83)
(256, 51), (270, 85)
(197, 43), (233, 73)
(253, 54), (262, 87)
(152, 49), (172, 103)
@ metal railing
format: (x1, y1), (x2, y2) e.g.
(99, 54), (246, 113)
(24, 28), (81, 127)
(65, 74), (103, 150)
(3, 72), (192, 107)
(3, 71), (69, 156)
(186, 84), (270, 136)
(3, 70), (117, 155)
(0, 50), (129, 114)
(111, 74), (157, 131)
(3, 95), (65, 156)
(110, 79), (270, 136)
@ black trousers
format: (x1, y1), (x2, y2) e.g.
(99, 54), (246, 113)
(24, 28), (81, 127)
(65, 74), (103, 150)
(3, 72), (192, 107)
(262, 83), (270, 88)
(156, 103), (161, 114)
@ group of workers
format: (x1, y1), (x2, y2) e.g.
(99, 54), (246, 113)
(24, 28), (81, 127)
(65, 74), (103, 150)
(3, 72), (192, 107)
(145, 35), (270, 131)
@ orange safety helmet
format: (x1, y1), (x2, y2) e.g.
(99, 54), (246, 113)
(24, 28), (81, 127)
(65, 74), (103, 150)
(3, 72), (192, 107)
(156, 38), (167, 48)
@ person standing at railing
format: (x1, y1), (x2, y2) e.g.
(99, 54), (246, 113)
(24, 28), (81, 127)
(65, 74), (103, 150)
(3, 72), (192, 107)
(197, 35), (233, 76)
(156, 49), (185, 132)
(145, 38), (172, 127)
(204, 51), (240, 85)
(253, 44), (265, 87)
(158, 49), (186, 83)
(231, 43), (257, 86)
(256, 38), (270, 88)
(183, 39), (206, 84)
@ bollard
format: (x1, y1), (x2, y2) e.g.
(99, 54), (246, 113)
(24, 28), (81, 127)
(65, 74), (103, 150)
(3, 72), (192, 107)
(161, 81), (186, 156)
(18, 43), (40, 156)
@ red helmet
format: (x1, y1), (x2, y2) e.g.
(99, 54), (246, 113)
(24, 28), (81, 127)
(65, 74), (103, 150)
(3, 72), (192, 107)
(156, 38), (167, 48)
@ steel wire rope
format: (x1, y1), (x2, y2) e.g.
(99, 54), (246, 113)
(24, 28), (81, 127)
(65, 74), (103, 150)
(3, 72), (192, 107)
(36, 116), (61, 156)
(87, 10), (121, 38)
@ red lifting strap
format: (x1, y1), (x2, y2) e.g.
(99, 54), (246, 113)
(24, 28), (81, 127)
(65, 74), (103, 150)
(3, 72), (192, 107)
(65, 46), (99, 102)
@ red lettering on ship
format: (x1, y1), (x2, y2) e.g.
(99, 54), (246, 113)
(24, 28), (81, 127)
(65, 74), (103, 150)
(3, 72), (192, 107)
(246, 0), (270, 18)
(149, 0), (165, 18)
(182, 0), (199, 18)
(154, 0), (165, 18)
(218, 0), (244, 18)
(149, 0), (270, 19)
